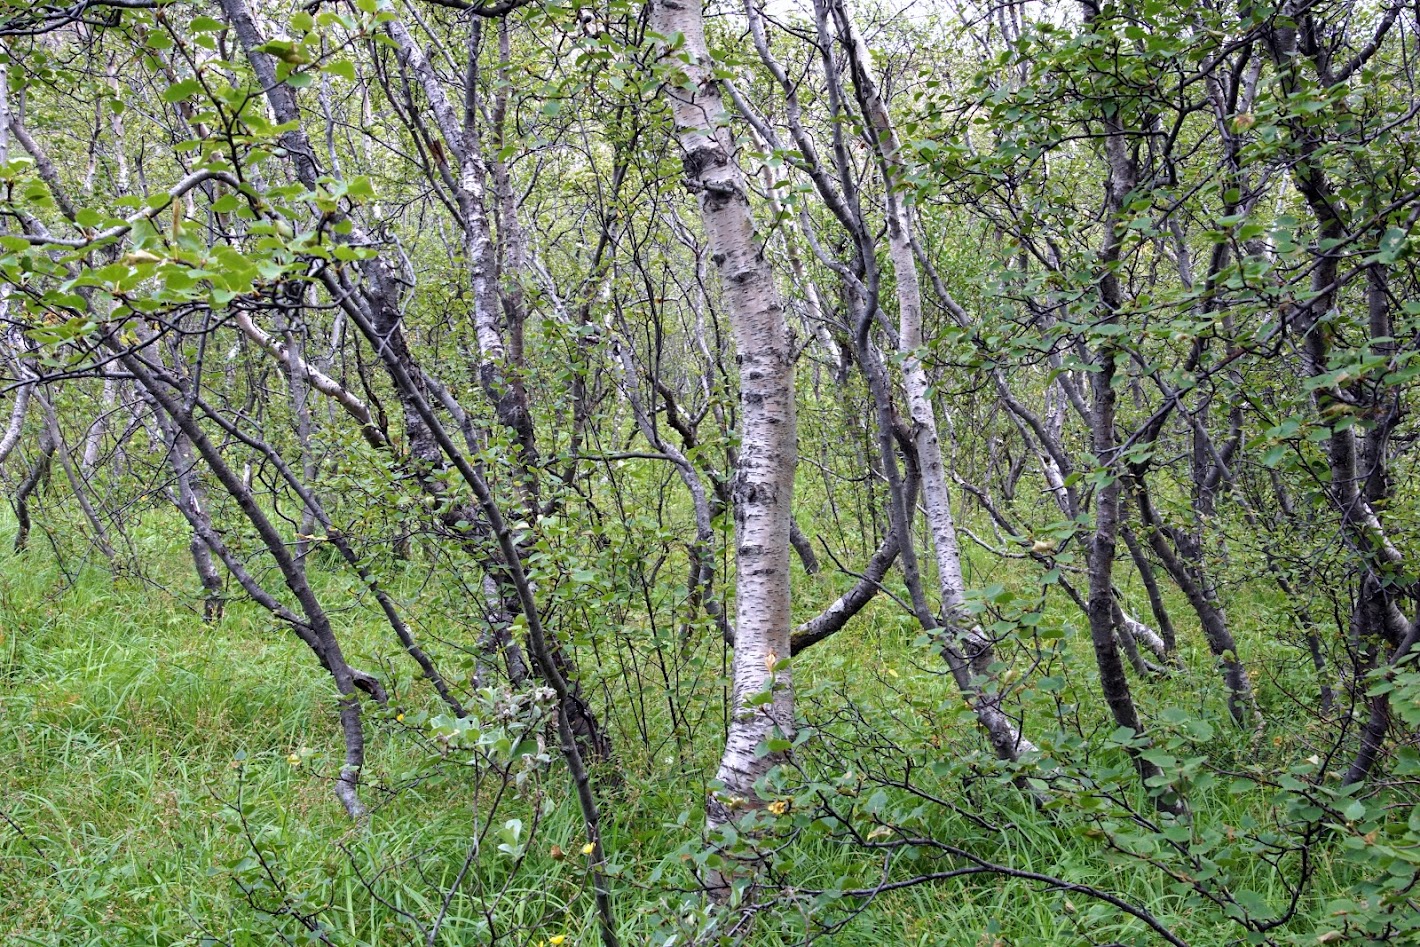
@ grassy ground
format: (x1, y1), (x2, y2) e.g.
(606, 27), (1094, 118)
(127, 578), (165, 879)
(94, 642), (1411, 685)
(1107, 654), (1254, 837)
(0, 510), (1373, 946)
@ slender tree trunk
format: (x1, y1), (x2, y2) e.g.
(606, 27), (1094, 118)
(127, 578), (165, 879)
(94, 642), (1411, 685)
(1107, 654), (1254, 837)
(1078, 13), (1175, 803)
(832, 0), (1033, 760)
(39, 397), (116, 563)
(119, 346), (372, 818)
(651, 0), (798, 893)
(0, 378), (30, 469)
(12, 427), (53, 554)
(1133, 477), (1258, 727)
(1121, 524), (1176, 655)
(80, 374), (116, 476)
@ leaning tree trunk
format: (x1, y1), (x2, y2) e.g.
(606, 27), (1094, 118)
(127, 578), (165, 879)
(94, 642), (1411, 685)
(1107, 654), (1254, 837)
(830, 0), (1034, 761)
(651, 0), (798, 895)
(120, 347), (373, 818)
(11, 426), (54, 554)
(1132, 476), (1258, 727)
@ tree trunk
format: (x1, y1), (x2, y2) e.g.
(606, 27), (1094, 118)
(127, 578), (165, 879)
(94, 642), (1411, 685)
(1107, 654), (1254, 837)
(651, 0), (798, 893)
(831, 0), (1033, 760)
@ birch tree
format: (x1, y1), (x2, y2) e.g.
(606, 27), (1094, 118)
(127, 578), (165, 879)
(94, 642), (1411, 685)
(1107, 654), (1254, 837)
(650, 0), (799, 887)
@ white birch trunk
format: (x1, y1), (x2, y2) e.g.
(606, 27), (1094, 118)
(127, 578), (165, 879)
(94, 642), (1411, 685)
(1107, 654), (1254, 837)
(1039, 381), (1074, 514)
(232, 310), (377, 434)
(1120, 610), (1169, 661)
(384, 19), (505, 362)
(80, 374), (116, 474)
(651, 0), (798, 865)
(0, 64), (31, 469)
(836, 2), (1033, 759)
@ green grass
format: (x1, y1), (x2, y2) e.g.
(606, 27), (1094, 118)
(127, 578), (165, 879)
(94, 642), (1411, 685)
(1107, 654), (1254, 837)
(0, 512), (1392, 947)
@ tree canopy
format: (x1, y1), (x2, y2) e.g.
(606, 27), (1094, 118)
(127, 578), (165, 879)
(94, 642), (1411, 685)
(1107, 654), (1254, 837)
(2, 0), (1419, 944)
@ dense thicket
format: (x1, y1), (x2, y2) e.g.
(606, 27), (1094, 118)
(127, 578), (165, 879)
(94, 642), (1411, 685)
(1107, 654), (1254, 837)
(2, 0), (1419, 943)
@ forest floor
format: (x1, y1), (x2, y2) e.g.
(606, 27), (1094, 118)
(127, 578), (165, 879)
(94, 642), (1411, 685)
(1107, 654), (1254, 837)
(0, 514), (1366, 946)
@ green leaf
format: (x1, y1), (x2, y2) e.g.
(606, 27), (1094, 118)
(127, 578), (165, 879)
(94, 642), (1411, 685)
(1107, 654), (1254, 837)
(323, 59), (356, 82)
(163, 79), (203, 103)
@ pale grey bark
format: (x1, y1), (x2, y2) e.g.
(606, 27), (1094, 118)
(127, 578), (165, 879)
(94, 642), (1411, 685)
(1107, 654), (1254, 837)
(232, 309), (381, 445)
(80, 374), (116, 475)
(1120, 608), (1169, 662)
(385, 16), (536, 467)
(0, 64), (28, 471)
(78, 60), (129, 478)
(651, 0), (798, 875)
(833, 0), (1034, 760)
(0, 378), (30, 468)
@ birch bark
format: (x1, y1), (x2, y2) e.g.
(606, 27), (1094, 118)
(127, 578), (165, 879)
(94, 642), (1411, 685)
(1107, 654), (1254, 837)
(650, 0), (798, 874)
(832, 0), (1033, 759)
